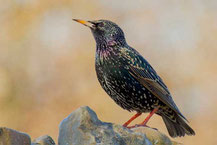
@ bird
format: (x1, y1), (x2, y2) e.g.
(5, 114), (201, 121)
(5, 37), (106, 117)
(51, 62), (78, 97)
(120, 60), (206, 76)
(73, 19), (195, 138)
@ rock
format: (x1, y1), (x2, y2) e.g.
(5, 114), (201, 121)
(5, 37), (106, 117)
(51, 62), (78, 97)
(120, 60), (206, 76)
(58, 106), (177, 145)
(58, 106), (152, 145)
(133, 127), (174, 145)
(32, 135), (55, 145)
(171, 141), (183, 145)
(0, 127), (31, 145)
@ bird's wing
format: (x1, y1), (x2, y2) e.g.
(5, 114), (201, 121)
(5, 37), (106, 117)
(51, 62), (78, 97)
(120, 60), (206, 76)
(129, 65), (187, 121)
(120, 47), (187, 120)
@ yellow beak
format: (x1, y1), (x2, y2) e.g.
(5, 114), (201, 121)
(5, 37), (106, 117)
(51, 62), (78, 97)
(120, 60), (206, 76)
(73, 19), (95, 28)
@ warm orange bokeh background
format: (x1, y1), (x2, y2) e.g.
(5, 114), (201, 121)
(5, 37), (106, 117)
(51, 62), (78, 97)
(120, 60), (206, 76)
(1, 0), (217, 144)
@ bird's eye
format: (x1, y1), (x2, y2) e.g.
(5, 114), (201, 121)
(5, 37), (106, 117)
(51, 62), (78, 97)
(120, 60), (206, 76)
(97, 22), (104, 27)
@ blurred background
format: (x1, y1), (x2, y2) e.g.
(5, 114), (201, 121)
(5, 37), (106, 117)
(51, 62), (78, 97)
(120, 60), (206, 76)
(0, 0), (217, 144)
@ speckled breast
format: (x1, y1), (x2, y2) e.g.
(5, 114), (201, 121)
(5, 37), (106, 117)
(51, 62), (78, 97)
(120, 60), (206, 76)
(95, 55), (160, 113)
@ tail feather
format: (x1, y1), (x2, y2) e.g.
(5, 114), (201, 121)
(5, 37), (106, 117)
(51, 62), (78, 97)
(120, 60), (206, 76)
(162, 114), (195, 138)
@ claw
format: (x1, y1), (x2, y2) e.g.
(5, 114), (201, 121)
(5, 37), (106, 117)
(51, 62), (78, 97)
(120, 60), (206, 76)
(127, 124), (158, 130)
(127, 124), (150, 129)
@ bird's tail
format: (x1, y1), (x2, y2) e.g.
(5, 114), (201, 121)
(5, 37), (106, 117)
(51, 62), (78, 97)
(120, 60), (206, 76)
(162, 113), (195, 138)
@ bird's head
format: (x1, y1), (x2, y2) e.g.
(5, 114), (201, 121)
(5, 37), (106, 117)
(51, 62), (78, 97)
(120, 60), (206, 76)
(73, 19), (126, 46)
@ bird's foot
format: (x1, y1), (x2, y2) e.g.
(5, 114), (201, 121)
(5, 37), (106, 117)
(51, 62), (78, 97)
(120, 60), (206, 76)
(126, 123), (149, 129)
(126, 124), (158, 130)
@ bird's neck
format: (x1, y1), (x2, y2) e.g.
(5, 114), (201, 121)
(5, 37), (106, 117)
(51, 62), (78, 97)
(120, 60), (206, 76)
(96, 37), (126, 50)
(96, 39), (127, 56)
(96, 42), (117, 59)
(95, 40), (126, 65)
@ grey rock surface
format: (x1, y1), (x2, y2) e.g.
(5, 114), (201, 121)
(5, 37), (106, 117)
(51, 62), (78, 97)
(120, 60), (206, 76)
(32, 135), (55, 145)
(58, 106), (152, 145)
(133, 127), (181, 145)
(58, 106), (178, 145)
(0, 127), (31, 145)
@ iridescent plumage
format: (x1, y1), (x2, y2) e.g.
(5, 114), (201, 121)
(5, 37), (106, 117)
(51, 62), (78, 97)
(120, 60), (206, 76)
(74, 19), (195, 137)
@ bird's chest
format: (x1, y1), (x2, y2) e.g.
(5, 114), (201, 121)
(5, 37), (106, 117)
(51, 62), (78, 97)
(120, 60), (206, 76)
(95, 49), (125, 83)
(95, 56), (125, 90)
(95, 55), (160, 112)
(96, 58), (138, 101)
(95, 54), (130, 95)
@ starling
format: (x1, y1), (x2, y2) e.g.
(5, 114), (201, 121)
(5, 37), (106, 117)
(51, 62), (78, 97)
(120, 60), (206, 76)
(73, 19), (195, 137)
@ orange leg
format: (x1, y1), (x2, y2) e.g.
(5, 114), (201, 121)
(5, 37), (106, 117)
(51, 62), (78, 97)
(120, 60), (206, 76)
(123, 112), (142, 127)
(127, 106), (160, 129)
